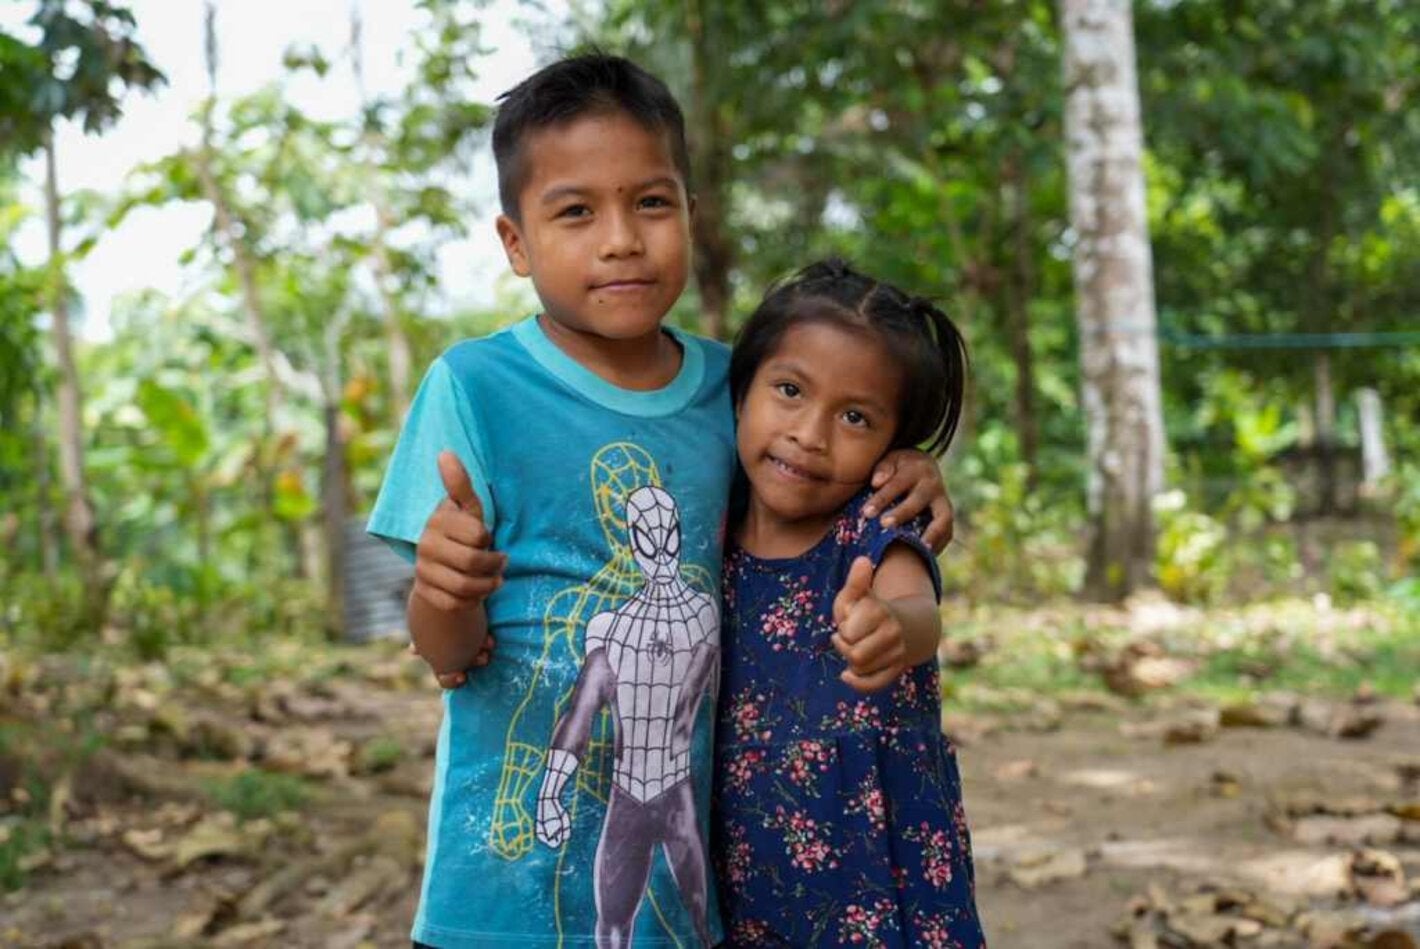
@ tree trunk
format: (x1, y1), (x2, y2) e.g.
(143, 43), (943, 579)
(350, 3), (413, 423)
(1002, 149), (1040, 481)
(1061, 0), (1166, 601)
(686, 0), (733, 341)
(198, 1), (283, 433)
(319, 310), (351, 640)
(1313, 349), (1336, 514)
(43, 129), (100, 569)
(33, 393), (58, 576)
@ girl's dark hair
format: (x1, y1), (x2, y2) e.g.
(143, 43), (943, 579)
(729, 258), (968, 457)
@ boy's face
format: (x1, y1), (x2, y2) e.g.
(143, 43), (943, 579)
(496, 111), (692, 344)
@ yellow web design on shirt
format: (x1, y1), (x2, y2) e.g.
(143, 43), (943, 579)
(489, 441), (712, 948)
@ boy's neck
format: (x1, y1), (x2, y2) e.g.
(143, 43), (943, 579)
(537, 314), (683, 391)
(736, 496), (836, 560)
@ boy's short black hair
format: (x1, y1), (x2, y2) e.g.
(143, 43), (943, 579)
(493, 53), (692, 220)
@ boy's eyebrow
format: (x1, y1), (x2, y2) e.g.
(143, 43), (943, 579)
(539, 176), (682, 206)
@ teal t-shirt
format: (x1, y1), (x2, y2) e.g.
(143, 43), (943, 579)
(369, 316), (735, 947)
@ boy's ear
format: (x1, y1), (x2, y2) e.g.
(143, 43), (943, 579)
(496, 214), (531, 277)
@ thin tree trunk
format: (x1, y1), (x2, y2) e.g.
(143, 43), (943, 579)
(320, 309), (351, 640)
(686, 0), (733, 340)
(350, 3), (413, 423)
(1061, 0), (1166, 601)
(1313, 349), (1336, 515)
(1002, 149), (1040, 481)
(33, 393), (58, 576)
(193, 129), (283, 429)
(43, 129), (99, 569)
(198, 1), (283, 431)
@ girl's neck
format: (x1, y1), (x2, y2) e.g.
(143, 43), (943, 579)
(736, 494), (837, 560)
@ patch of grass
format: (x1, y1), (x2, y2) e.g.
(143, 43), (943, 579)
(357, 735), (405, 774)
(0, 818), (51, 891)
(939, 597), (1420, 711)
(1189, 636), (1420, 702)
(205, 769), (310, 821)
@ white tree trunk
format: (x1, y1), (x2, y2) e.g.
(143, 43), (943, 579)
(44, 129), (99, 567)
(1061, 0), (1166, 600)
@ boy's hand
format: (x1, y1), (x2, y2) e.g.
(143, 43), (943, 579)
(413, 451), (507, 614)
(831, 557), (908, 694)
(863, 450), (954, 553)
(409, 633), (496, 689)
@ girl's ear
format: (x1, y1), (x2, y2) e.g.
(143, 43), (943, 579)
(496, 214), (531, 277)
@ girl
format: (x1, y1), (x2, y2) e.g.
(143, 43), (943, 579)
(713, 259), (985, 948)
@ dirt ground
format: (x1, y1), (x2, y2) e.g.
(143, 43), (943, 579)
(2, 655), (1418, 949)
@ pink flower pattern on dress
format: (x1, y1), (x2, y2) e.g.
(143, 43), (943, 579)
(904, 821), (956, 889)
(766, 806), (839, 873)
(837, 898), (899, 947)
(845, 775), (889, 833)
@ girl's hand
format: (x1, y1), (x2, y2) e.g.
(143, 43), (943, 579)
(863, 450), (954, 553)
(831, 557), (908, 693)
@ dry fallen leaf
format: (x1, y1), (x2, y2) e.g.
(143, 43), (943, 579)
(1348, 848), (1408, 908)
(1006, 845), (1088, 889)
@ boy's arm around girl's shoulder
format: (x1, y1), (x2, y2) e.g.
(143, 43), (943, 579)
(407, 450), (508, 685)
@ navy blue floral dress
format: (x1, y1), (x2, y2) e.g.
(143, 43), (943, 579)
(712, 491), (985, 948)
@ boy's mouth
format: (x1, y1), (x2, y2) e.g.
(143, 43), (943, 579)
(590, 277), (656, 291)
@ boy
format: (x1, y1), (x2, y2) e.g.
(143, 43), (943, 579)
(369, 54), (951, 948)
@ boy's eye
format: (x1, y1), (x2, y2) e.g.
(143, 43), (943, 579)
(843, 409), (870, 427)
(773, 381), (801, 398)
(639, 195), (672, 210)
(557, 204), (591, 220)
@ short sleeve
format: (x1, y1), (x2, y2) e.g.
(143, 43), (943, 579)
(861, 510), (943, 603)
(367, 356), (495, 563)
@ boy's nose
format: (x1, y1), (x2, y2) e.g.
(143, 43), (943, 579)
(599, 212), (644, 258)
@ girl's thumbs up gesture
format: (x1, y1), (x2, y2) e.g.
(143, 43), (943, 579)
(831, 556), (909, 694)
(413, 450), (508, 614)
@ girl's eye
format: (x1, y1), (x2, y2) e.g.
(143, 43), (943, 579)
(843, 409), (870, 427)
(773, 381), (801, 398)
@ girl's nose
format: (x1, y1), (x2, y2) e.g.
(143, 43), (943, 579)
(788, 411), (830, 452)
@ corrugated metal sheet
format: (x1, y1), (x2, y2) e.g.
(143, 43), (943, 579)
(343, 517), (413, 643)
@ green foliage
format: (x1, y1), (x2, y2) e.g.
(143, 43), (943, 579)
(943, 442), (1084, 603)
(1154, 491), (1230, 604)
(0, 817), (51, 892)
(356, 735), (405, 775)
(2, 0), (1416, 639)
(1327, 541), (1386, 604)
(205, 769), (310, 821)
(0, 0), (165, 154)
(1, 569), (100, 652)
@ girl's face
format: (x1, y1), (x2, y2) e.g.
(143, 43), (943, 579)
(736, 321), (901, 531)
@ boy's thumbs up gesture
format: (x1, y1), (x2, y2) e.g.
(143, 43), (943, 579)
(831, 556), (909, 694)
(413, 451), (507, 615)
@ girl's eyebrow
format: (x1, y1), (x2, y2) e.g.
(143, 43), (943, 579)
(764, 357), (894, 415)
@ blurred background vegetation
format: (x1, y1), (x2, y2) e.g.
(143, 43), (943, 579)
(1, 0), (1417, 657)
